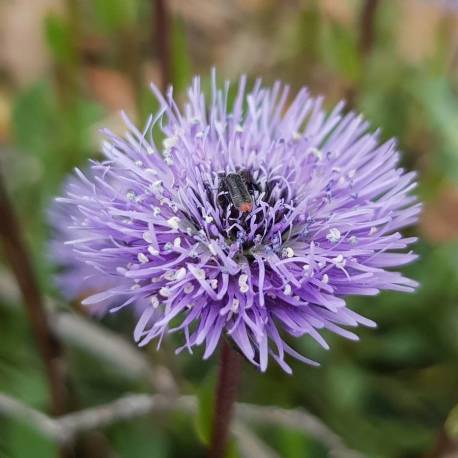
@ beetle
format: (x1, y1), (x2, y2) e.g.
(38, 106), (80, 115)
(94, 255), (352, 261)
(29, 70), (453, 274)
(218, 172), (254, 213)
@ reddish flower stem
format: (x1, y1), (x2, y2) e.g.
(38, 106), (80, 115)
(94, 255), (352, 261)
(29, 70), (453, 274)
(208, 341), (242, 458)
(359, 0), (381, 57)
(154, 0), (172, 91)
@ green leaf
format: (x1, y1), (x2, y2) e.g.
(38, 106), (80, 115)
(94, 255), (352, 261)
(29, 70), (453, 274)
(171, 17), (192, 93)
(109, 419), (169, 458)
(326, 364), (367, 410)
(12, 82), (55, 159)
(92, 0), (138, 32)
(320, 20), (361, 82)
(44, 14), (75, 65)
(410, 77), (458, 180)
(3, 421), (57, 458)
(12, 81), (104, 189)
(194, 370), (217, 445)
(277, 429), (319, 458)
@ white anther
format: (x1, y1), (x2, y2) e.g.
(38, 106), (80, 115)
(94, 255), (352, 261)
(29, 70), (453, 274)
(238, 274), (249, 286)
(144, 168), (157, 176)
(282, 247), (295, 258)
(126, 190), (136, 201)
(240, 284), (249, 293)
(150, 295), (160, 308)
(163, 271), (176, 281)
(175, 267), (187, 281)
(326, 228), (341, 243)
(163, 135), (178, 150)
(333, 254), (346, 268)
(184, 283), (194, 294)
(167, 216), (180, 230)
(209, 242), (218, 256)
(148, 245), (159, 256)
(137, 253), (149, 264)
(231, 298), (240, 313)
(194, 268), (206, 280)
(283, 284), (292, 296)
(151, 180), (163, 194)
(143, 231), (155, 243)
(159, 287), (172, 298)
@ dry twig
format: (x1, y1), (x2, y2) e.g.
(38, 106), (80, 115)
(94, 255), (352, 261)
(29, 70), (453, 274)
(0, 391), (362, 458)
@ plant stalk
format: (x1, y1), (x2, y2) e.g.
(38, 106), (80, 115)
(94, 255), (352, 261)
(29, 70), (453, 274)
(0, 173), (68, 417)
(0, 173), (75, 458)
(359, 0), (381, 57)
(208, 341), (242, 458)
(153, 0), (172, 91)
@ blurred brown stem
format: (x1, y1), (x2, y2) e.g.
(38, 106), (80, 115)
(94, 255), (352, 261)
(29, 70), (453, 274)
(153, 0), (172, 91)
(0, 173), (68, 418)
(425, 426), (458, 458)
(346, 0), (381, 108)
(359, 0), (380, 57)
(208, 341), (242, 458)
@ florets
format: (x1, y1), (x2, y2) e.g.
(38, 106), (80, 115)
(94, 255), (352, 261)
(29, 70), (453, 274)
(51, 74), (420, 372)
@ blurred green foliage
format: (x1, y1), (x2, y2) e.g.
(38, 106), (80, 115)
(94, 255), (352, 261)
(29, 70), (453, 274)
(1, 0), (458, 457)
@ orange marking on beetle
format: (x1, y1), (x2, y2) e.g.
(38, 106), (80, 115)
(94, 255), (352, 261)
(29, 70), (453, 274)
(239, 202), (253, 213)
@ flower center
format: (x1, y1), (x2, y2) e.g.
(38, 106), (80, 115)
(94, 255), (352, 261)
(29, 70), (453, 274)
(198, 168), (299, 257)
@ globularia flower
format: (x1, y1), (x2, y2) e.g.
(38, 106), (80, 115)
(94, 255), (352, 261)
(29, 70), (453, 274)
(52, 74), (420, 372)
(49, 174), (131, 316)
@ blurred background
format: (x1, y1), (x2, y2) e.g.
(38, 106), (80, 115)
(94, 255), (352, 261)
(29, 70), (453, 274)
(1, 0), (458, 457)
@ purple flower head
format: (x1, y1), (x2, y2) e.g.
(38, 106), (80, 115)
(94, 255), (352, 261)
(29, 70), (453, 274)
(49, 173), (150, 318)
(52, 73), (420, 372)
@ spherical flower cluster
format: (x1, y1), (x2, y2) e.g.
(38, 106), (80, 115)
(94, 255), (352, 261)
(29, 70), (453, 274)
(49, 173), (147, 317)
(51, 74), (420, 372)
